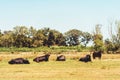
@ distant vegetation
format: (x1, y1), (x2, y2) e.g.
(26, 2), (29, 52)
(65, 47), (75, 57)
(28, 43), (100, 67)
(0, 21), (120, 53)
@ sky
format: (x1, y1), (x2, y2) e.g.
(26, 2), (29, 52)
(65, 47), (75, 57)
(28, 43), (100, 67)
(0, 0), (120, 39)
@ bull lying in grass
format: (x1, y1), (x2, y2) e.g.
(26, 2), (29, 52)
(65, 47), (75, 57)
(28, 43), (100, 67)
(8, 58), (30, 64)
(79, 54), (91, 62)
(56, 55), (66, 61)
(33, 54), (50, 63)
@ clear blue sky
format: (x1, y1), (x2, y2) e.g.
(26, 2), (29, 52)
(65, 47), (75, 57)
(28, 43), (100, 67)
(0, 0), (120, 39)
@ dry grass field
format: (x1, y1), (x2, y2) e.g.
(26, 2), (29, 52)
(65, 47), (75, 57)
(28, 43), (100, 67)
(0, 52), (120, 80)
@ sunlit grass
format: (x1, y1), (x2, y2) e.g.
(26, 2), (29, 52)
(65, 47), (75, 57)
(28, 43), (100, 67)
(0, 53), (120, 80)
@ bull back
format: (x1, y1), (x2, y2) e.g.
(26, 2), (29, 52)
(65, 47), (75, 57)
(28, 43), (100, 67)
(56, 55), (66, 61)
(79, 54), (91, 62)
(8, 58), (30, 64)
(33, 54), (50, 63)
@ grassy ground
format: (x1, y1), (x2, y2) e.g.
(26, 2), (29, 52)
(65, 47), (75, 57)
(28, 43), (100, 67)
(0, 52), (120, 80)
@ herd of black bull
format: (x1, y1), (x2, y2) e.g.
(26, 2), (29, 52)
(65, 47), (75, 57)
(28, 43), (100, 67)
(8, 51), (102, 64)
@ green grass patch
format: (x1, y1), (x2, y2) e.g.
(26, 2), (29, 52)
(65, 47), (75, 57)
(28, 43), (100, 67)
(0, 46), (91, 53)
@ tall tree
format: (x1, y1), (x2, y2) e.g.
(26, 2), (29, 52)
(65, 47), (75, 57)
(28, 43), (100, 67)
(32, 30), (45, 47)
(104, 38), (114, 53)
(50, 29), (65, 46)
(13, 26), (29, 47)
(81, 32), (92, 47)
(0, 31), (14, 47)
(47, 31), (55, 47)
(41, 27), (50, 46)
(65, 29), (82, 46)
(0, 30), (3, 47)
(28, 26), (37, 38)
(55, 33), (65, 46)
(13, 26), (28, 36)
(93, 24), (104, 51)
(109, 20), (120, 52)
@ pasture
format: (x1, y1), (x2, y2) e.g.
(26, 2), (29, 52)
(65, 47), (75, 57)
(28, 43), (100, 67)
(0, 52), (120, 80)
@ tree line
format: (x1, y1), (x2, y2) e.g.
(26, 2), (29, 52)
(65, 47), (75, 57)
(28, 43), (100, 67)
(0, 21), (120, 53)
(0, 26), (92, 48)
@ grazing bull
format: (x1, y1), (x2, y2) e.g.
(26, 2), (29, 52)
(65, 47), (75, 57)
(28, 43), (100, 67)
(92, 50), (102, 59)
(8, 58), (30, 64)
(33, 54), (50, 63)
(79, 54), (91, 62)
(56, 55), (66, 61)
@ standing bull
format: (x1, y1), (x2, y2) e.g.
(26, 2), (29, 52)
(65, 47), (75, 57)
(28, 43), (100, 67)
(8, 58), (30, 64)
(33, 54), (50, 63)
(56, 55), (66, 61)
(92, 50), (102, 59)
(79, 54), (91, 62)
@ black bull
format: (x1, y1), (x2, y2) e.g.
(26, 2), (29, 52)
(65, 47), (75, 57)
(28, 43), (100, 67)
(92, 51), (102, 59)
(8, 58), (30, 64)
(79, 54), (91, 62)
(56, 55), (66, 61)
(33, 54), (50, 63)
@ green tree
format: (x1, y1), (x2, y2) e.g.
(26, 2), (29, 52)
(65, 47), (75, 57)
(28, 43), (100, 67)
(104, 39), (114, 53)
(108, 20), (120, 52)
(47, 31), (55, 47)
(40, 27), (50, 46)
(65, 29), (82, 46)
(50, 30), (65, 46)
(0, 30), (3, 46)
(93, 24), (104, 51)
(13, 26), (30, 47)
(27, 26), (37, 47)
(81, 32), (92, 47)
(32, 30), (45, 47)
(56, 33), (65, 46)
(13, 26), (28, 36)
(14, 34), (26, 47)
(0, 31), (14, 47)
(28, 26), (37, 38)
